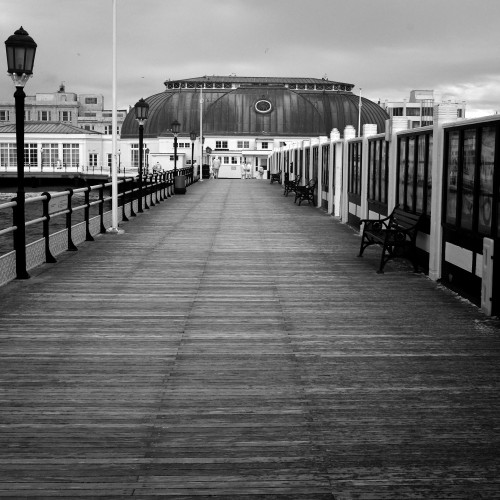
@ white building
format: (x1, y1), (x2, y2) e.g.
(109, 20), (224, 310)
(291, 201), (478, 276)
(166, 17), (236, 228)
(379, 90), (466, 129)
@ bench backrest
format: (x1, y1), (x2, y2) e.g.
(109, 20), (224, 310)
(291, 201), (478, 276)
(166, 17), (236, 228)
(389, 207), (423, 236)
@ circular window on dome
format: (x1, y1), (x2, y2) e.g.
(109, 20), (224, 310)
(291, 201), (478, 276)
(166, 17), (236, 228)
(255, 99), (272, 114)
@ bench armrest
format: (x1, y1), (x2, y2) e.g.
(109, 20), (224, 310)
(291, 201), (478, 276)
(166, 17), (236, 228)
(360, 216), (391, 231)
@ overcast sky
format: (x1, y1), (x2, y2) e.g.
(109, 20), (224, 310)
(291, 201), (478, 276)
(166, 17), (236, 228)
(1, 0), (499, 118)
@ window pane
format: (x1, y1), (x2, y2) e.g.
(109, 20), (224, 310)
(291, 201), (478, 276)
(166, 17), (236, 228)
(479, 126), (495, 234)
(406, 137), (415, 210)
(416, 135), (426, 213)
(446, 131), (459, 225)
(381, 141), (387, 203)
(461, 129), (476, 230)
(427, 136), (433, 216)
(398, 138), (406, 206)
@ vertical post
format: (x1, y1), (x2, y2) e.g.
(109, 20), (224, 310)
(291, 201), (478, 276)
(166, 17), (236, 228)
(173, 135), (178, 176)
(110, 0), (119, 231)
(199, 85), (203, 181)
(138, 123), (144, 213)
(14, 86), (29, 279)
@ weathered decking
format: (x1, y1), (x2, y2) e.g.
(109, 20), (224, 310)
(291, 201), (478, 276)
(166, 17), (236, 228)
(1, 179), (500, 499)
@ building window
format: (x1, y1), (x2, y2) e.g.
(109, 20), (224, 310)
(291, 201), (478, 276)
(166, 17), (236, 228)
(63, 143), (80, 169)
(104, 125), (112, 134)
(60, 111), (72, 122)
(85, 97), (98, 104)
(107, 153), (113, 170)
(41, 143), (59, 169)
(131, 144), (139, 170)
(237, 141), (250, 149)
(88, 153), (98, 170)
(406, 108), (421, 116)
(397, 131), (433, 216)
(24, 110), (31, 121)
(0, 143), (17, 168)
(84, 112), (96, 117)
(215, 140), (228, 149)
(391, 107), (404, 117)
(368, 138), (389, 205)
(231, 157), (238, 164)
(38, 111), (51, 121)
(261, 142), (269, 149)
(223, 156), (229, 164)
(0, 111), (9, 121)
(24, 143), (38, 169)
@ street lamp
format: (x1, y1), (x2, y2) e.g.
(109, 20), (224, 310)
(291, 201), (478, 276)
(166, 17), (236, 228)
(189, 130), (197, 178)
(171, 119), (180, 176)
(134, 97), (149, 213)
(5, 26), (37, 279)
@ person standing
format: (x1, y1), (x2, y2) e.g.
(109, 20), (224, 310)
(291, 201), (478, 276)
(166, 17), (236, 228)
(212, 157), (221, 179)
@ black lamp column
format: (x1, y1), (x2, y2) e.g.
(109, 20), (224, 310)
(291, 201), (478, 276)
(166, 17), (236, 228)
(134, 98), (149, 213)
(5, 26), (37, 280)
(190, 130), (196, 176)
(171, 119), (180, 176)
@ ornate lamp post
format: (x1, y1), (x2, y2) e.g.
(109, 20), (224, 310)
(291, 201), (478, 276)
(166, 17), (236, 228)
(5, 26), (37, 279)
(190, 130), (197, 176)
(134, 97), (149, 213)
(171, 119), (180, 176)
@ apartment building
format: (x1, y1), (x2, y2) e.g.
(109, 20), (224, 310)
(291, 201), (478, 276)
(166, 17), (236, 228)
(0, 83), (127, 135)
(379, 90), (466, 128)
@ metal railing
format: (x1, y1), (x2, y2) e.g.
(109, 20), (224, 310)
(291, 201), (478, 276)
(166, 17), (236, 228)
(0, 166), (194, 286)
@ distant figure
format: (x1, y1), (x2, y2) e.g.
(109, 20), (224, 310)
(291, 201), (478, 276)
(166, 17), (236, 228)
(240, 162), (246, 179)
(212, 157), (221, 179)
(246, 162), (252, 179)
(258, 166), (264, 179)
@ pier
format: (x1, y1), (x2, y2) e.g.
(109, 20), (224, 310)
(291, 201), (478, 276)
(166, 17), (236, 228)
(1, 179), (499, 498)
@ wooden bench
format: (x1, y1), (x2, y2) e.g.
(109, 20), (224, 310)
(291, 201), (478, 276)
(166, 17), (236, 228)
(294, 178), (317, 206)
(270, 171), (282, 184)
(283, 175), (302, 197)
(358, 206), (423, 273)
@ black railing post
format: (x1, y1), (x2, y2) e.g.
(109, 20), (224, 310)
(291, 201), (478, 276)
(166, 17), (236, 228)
(120, 179), (129, 222)
(66, 189), (78, 251)
(129, 177), (137, 217)
(143, 175), (150, 210)
(41, 192), (57, 263)
(84, 187), (94, 242)
(149, 175), (155, 207)
(98, 183), (106, 233)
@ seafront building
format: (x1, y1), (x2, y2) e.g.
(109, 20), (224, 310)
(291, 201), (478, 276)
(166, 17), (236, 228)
(0, 76), (389, 178)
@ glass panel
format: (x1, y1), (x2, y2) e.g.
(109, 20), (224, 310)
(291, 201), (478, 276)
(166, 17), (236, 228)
(479, 126), (495, 234)
(446, 131), (459, 225)
(374, 141), (380, 201)
(356, 143), (362, 195)
(406, 137), (415, 210)
(426, 136), (433, 216)
(398, 137), (406, 206)
(381, 141), (387, 203)
(416, 135), (426, 213)
(461, 129), (476, 230)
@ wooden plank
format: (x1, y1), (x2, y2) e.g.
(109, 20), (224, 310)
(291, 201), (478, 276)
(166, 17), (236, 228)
(0, 179), (499, 498)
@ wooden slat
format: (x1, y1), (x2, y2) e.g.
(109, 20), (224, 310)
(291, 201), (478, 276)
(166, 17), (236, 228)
(0, 179), (499, 498)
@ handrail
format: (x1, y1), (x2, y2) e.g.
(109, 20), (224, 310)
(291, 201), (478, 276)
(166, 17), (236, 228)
(0, 167), (195, 280)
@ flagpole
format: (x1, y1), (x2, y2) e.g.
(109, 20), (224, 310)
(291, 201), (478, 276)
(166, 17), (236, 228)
(109, 0), (119, 232)
(199, 84), (203, 181)
(358, 87), (362, 137)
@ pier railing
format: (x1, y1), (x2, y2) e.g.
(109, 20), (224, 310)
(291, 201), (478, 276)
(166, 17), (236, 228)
(0, 166), (194, 286)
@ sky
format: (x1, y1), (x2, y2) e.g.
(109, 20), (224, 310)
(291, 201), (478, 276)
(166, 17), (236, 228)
(0, 0), (499, 118)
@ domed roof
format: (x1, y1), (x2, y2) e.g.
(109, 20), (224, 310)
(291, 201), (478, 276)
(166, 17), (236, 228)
(121, 76), (388, 139)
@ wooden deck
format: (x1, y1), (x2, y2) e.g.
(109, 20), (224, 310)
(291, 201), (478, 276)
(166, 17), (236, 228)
(1, 179), (500, 499)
